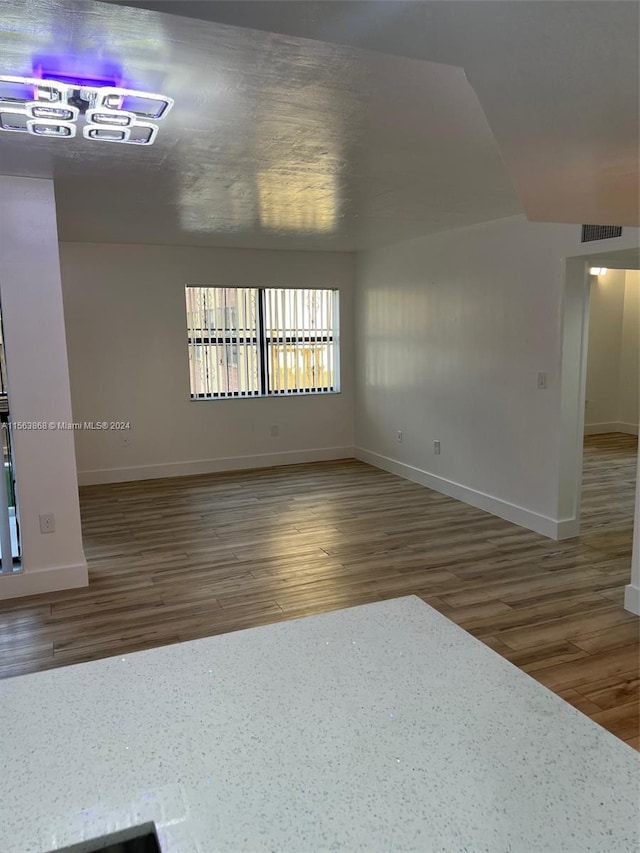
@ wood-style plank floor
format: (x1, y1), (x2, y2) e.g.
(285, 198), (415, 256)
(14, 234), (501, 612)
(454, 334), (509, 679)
(1, 433), (638, 748)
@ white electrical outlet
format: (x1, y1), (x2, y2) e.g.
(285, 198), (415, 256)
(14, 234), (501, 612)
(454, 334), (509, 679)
(270, 425), (279, 437)
(434, 440), (441, 455)
(397, 430), (403, 443)
(39, 513), (55, 534)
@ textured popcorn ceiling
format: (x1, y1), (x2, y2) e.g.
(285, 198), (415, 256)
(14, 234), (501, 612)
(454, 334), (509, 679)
(0, 0), (520, 249)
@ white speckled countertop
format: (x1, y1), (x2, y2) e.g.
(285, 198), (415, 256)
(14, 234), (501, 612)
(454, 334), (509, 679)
(1, 596), (638, 852)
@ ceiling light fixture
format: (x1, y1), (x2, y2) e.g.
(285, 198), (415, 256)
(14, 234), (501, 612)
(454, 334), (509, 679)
(0, 74), (173, 145)
(27, 118), (76, 138)
(589, 267), (608, 276)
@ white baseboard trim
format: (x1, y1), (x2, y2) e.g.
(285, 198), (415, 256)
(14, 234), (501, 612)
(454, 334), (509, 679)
(624, 584), (640, 616)
(354, 447), (572, 540)
(78, 446), (355, 486)
(555, 517), (581, 540)
(617, 422), (639, 435)
(0, 561), (88, 600)
(584, 421), (639, 436)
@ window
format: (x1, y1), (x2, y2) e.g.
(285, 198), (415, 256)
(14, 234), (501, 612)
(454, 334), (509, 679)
(185, 287), (339, 399)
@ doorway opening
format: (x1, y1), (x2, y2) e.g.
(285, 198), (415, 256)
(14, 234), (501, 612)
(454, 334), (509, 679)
(582, 268), (638, 561)
(559, 251), (639, 612)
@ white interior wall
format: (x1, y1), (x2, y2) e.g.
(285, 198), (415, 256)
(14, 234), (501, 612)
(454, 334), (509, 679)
(0, 177), (87, 600)
(354, 214), (640, 539)
(59, 243), (355, 484)
(585, 269), (639, 434)
(584, 270), (625, 430)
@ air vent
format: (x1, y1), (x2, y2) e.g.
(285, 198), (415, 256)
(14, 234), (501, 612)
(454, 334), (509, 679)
(581, 224), (623, 242)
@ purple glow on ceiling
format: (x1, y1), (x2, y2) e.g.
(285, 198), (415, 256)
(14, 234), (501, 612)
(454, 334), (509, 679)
(31, 54), (124, 89)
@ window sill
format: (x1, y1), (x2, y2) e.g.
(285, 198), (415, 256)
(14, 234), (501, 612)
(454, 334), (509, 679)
(190, 390), (342, 401)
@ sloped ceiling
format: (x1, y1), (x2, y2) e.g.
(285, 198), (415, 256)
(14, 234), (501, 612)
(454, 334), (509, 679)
(118, 0), (640, 228)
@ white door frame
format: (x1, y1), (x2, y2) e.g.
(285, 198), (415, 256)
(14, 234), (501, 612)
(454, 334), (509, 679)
(558, 252), (639, 612)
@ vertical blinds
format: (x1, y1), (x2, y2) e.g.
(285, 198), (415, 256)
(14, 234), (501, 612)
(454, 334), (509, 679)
(185, 287), (339, 399)
(185, 287), (260, 398)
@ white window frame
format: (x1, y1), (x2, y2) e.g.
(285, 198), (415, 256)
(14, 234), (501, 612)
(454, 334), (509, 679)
(185, 286), (340, 399)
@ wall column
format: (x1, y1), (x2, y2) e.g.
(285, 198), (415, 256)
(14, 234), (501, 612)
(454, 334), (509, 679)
(0, 176), (87, 599)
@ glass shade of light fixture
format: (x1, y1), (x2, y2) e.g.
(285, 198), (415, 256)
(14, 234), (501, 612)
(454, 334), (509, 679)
(589, 267), (608, 276)
(0, 110), (29, 132)
(85, 108), (135, 127)
(26, 102), (79, 121)
(84, 125), (129, 142)
(93, 87), (173, 119)
(0, 75), (67, 105)
(83, 121), (157, 145)
(26, 118), (76, 137)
